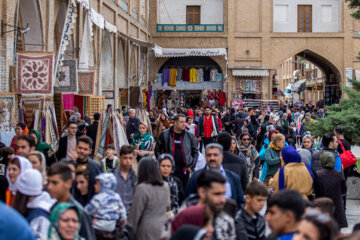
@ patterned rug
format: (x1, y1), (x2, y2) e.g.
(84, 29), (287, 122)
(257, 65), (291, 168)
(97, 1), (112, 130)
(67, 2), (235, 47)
(54, 60), (78, 92)
(17, 53), (54, 95)
(78, 71), (95, 95)
(22, 98), (44, 128)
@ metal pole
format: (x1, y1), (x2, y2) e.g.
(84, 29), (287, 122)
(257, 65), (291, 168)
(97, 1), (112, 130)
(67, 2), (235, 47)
(13, 0), (20, 66)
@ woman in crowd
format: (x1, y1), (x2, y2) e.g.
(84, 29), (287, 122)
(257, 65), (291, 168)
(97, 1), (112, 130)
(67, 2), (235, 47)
(239, 133), (259, 180)
(264, 133), (286, 185)
(128, 158), (169, 240)
(171, 204), (214, 240)
(293, 209), (338, 240)
(302, 134), (315, 154)
(314, 152), (348, 228)
(158, 154), (184, 215)
(185, 117), (197, 137)
(5, 156), (32, 205)
(229, 136), (240, 156)
(247, 115), (260, 140)
(48, 202), (83, 240)
(154, 113), (170, 139)
(27, 151), (47, 186)
(75, 169), (90, 206)
(10, 122), (28, 153)
(12, 168), (55, 239)
(132, 122), (155, 161)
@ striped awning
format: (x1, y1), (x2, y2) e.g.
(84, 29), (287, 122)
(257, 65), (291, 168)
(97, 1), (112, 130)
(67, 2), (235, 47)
(232, 69), (269, 77)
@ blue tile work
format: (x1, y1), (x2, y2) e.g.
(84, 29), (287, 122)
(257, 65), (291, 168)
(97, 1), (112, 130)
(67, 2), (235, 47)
(157, 24), (224, 32)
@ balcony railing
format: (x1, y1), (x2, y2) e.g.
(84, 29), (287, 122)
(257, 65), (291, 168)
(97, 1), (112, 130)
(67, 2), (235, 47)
(157, 24), (224, 32)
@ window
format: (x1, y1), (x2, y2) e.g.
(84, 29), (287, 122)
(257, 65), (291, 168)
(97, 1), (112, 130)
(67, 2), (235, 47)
(186, 6), (200, 25)
(298, 5), (312, 32)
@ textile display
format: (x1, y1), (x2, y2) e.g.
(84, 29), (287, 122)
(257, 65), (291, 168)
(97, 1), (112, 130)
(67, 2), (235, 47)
(0, 94), (16, 130)
(197, 68), (204, 82)
(54, 60), (78, 92)
(112, 113), (128, 155)
(105, 20), (117, 33)
(190, 68), (197, 82)
(78, 71), (95, 95)
(169, 68), (177, 87)
(62, 94), (75, 111)
(74, 95), (85, 117)
(116, 40), (126, 88)
(17, 53), (55, 95)
(97, 113), (109, 158)
(162, 68), (170, 86)
(79, 11), (94, 69)
(21, 98), (44, 129)
(0, 129), (15, 146)
(100, 31), (114, 90)
(55, 1), (77, 82)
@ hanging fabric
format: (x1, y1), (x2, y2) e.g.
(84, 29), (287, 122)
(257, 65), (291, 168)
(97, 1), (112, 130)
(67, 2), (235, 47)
(112, 113), (129, 156)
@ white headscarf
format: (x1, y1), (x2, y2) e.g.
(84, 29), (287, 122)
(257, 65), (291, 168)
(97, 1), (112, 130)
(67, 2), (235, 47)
(6, 156), (33, 194)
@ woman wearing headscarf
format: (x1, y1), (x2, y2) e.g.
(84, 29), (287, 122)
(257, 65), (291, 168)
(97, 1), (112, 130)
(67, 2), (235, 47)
(264, 133), (286, 185)
(48, 202), (84, 240)
(247, 115), (259, 140)
(239, 133), (259, 180)
(10, 122), (28, 154)
(186, 117), (197, 138)
(132, 122), (155, 161)
(314, 152), (348, 228)
(154, 113), (170, 140)
(12, 168), (56, 239)
(29, 129), (55, 167)
(171, 205), (214, 239)
(270, 146), (314, 198)
(128, 158), (169, 240)
(27, 151), (47, 186)
(158, 154), (184, 215)
(229, 136), (240, 156)
(5, 156), (32, 205)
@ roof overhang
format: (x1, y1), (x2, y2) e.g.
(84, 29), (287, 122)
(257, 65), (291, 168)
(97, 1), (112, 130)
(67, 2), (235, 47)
(232, 69), (269, 77)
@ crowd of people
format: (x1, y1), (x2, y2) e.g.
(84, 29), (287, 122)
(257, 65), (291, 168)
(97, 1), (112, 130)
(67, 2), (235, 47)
(0, 103), (360, 240)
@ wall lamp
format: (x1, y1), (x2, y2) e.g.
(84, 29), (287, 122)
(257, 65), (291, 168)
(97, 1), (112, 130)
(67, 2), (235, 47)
(1, 20), (30, 37)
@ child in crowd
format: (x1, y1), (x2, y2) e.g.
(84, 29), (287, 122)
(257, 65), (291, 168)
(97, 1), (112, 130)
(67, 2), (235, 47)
(101, 144), (120, 172)
(235, 180), (268, 240)
(85, 172), (127, 239)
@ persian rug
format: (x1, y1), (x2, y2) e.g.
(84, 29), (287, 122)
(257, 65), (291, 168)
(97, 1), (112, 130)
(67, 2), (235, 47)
(54, 60), (78, 92)
(17, 53), (54, 95)
(78, 71), (95, 95)
(21, 98), (44, 128)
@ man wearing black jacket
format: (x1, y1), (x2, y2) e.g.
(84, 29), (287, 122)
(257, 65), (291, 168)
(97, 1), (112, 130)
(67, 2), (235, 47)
(57, 121), (78, 160)
(222, 108), (235, 134)
(155, 114), (199, 186)
(217, 132), (249, 191)
(86, 112), (100, 156)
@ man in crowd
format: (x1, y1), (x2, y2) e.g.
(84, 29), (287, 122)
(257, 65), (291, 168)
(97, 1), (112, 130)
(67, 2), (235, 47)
(57, 121), (78, 160)
(185, 143), (245, 207)
(16, 134), (36, 157)
(265, 190), (305, 240)
(198, 106), (220, 148)
(235, 180), (268, 240)
(217, 132), (248, 191)
(156, 114), (198, 186)
(222, 108), (235, 134)
(311, 132), (342, 172)
(70, 136), (102, 204)
(86, 112), (100, 156)
(47, 163), (96, 240)
(126, 108), (140, 142)
(177, 170), (236, 239)
(114, 145), (137, 213)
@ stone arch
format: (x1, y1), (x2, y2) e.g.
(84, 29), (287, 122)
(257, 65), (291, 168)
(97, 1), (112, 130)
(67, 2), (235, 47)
(18, 0), (44, 51)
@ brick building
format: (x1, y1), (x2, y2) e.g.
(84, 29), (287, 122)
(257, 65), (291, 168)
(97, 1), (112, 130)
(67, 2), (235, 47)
(1, 0), (360, 111)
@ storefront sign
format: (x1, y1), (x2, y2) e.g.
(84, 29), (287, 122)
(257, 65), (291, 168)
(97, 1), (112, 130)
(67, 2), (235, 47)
(153, 46), (227, 58)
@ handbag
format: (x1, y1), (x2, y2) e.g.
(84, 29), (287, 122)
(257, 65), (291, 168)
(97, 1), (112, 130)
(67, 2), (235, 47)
(338, 141), (357, 169)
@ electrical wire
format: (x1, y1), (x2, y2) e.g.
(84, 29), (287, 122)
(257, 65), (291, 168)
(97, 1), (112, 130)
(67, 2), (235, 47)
(161, 0), (174, 24)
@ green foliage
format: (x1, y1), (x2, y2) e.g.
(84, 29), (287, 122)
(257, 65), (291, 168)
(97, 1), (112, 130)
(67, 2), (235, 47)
(346, 0), (360, 19)
(306, 79), (360, 144)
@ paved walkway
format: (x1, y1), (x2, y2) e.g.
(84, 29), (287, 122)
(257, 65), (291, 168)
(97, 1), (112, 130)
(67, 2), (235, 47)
(342, 199), (360, 234)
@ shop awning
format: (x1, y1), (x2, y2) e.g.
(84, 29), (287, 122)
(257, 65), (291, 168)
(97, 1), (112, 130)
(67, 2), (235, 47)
(153, 45), (227, 58)
(232, 69), (269, 77)
(291, 79), (307, 93)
